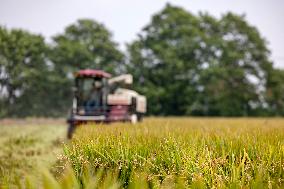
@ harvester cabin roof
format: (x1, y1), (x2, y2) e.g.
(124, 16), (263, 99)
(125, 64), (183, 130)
(75, 69), (112, 78)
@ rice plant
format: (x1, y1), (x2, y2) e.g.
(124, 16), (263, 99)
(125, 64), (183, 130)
(63, 118), (284, 188)
(1, 118), (283, 188)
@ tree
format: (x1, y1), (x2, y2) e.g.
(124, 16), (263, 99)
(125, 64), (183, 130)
(127, 4), (273, 116)
(127, 4), (203, 115)
(192, 13), (273, 116)
(49, 19), (124, 114)
(50, 19), (124, 74)
(0, 8), (278, 118)
(0, 27), (50, 117)
(265, 69), (284, 115)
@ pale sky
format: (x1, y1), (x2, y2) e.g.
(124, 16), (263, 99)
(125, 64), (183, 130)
(0, 0), (283, 68)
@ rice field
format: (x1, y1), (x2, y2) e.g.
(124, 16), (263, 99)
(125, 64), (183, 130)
(0, 118), (284, 188)
(0, 119), (66, 186)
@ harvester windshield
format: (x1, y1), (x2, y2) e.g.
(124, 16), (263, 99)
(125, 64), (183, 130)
(76, 77), (104, 112)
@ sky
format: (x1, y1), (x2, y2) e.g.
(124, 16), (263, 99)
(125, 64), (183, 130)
(0, 0), (284, 68)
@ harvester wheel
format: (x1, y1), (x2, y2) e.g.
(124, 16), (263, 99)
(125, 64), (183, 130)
(67, 123), (76, 139)
(130, 114), (138, 124)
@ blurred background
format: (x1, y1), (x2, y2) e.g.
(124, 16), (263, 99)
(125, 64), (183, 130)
(0, 0), (284, 117)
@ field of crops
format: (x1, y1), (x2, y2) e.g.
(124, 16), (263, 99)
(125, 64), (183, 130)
(0, 119), (66, 186)
(1, 118), (284, 188)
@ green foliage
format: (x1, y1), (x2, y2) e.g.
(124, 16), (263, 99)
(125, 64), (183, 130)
(0, 27), (51, 117)
(0, 19), (124, 117)
(0, 4), (283, 117)
(265, 68), (284, 115)
(127, 4), (274, 116)
(50, 19), (124, 74)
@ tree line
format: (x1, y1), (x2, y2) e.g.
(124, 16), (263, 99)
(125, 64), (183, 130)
(0, 4), (283, 117)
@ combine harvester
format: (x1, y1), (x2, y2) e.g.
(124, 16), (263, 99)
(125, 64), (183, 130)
(67, 69), (146, 138)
